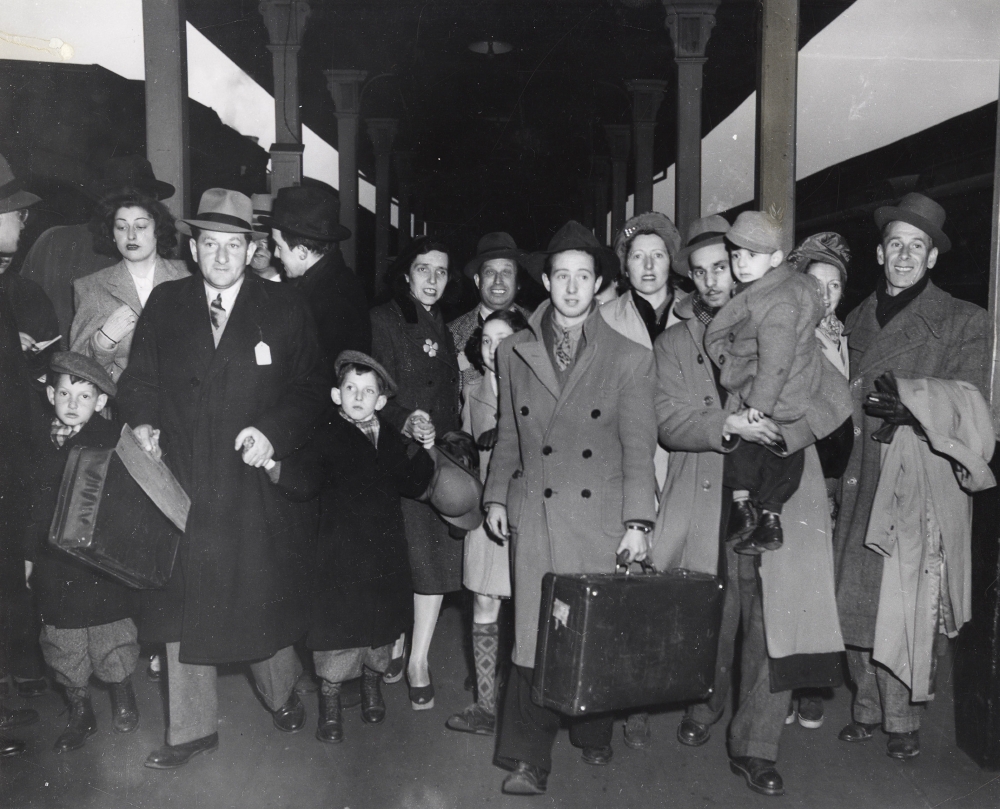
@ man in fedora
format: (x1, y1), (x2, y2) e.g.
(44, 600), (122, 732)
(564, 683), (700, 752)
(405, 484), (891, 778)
(248, 193), (282, 282)
(20, 155), (176, 336)
(449, 231), (529, 390)
(834, 192), (989, 760)
(267, 185), (370, 376)
(117, 188), (329, 768)
(483, 220), (657, 795)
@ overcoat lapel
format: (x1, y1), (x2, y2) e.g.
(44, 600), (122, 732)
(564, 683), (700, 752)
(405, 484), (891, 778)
(851, 288), (945, 379)
(177, 276), (216, 381)
(206, 277), (259, 383)
(104, 262), (143, 315)
(553, 318), (601, 419)
(513, 340), (560, 402)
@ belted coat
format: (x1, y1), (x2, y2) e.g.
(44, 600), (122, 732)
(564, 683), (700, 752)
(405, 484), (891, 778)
(484, 302), (658, 667)
(116, 272), (329, 664)
(834, 280), (989, 647)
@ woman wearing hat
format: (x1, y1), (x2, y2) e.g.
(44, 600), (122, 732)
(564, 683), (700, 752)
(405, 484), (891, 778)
(70, 191), (188, 383)
(370, 237), (462, 710)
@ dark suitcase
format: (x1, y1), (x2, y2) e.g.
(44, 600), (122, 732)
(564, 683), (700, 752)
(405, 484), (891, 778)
(48, 444), (183, 589)
(532, 566), (725, 716)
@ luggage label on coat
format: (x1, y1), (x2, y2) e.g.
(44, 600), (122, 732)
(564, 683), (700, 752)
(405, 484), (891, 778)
(255, 341), (272, 365)
(552, 598), (570, 629)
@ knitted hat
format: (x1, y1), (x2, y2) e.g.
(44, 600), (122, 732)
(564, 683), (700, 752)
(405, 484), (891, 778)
(613, 211), (682, 273)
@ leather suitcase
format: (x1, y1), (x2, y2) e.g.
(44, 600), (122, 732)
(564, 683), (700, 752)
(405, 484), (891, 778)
(48, 445), (182, 589)
(532, 567), (725, 716)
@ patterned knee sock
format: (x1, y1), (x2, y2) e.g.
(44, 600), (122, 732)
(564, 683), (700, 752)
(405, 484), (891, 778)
(472, 622), (499, 715)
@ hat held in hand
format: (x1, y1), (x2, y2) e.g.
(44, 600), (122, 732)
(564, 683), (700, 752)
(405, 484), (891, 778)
(419, 430), (484, 531)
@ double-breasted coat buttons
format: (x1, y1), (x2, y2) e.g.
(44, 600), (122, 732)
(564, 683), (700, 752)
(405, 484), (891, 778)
(591, 409), (601, 418)
(520, 406), (529, 415)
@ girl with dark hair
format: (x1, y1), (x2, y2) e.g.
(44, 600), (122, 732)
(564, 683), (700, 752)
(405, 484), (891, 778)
(370, 237), (462, 710)
(70, 192), (188, 382)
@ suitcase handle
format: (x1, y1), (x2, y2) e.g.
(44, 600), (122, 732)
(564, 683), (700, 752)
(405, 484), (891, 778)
(615, 549), (657, 574)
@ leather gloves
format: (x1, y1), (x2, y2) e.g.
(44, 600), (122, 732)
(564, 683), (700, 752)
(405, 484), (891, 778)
(475, 427), (498, 452)
(865, 371), (920, 443)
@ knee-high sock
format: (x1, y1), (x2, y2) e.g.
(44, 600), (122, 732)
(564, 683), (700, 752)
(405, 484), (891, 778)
(473, 622), (499, 714)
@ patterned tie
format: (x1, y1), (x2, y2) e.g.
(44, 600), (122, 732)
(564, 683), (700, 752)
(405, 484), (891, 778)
(210, 294), (227, 330)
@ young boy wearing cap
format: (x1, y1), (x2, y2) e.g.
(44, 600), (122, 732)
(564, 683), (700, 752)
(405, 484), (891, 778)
(705, 211), (848, 554)
(24, 352), (140, 753)
(268, 350), (436, 743)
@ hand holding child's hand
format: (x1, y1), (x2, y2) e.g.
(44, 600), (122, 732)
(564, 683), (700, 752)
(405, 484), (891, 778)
(746, 407), (765, 423)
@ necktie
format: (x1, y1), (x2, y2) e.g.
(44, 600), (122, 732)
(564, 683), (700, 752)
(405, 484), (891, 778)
(210, 294), (227, 329)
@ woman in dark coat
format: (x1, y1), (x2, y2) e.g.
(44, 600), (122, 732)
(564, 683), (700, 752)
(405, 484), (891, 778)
(370, 237), (462, 709)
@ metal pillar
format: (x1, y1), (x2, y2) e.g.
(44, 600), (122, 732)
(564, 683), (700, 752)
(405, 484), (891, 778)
(592, 157), (611, 245)
(627, 80), (667, 216)
(367, 118), (398, 295)
(755, 0), (799, 253)
(325, 69), (368, 271)
(394, 150), (413, 252)
(142, 0), (189, 218)
(664, 1), (719, 236)
(259, 0), (310, 192)
(603, 124), (631, 238)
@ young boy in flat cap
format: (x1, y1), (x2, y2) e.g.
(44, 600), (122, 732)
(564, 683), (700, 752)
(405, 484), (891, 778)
(24, 352), (140, 752)
(705, 212), (850, 554)
(268, 350), (436, 744)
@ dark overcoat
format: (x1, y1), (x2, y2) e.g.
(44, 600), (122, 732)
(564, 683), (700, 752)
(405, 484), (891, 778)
(116, 272), (329, 664)
(834, 280), (989, 647)
(276, 411), (435, 651)
(289, 249), (371, 379)
(484, 302), (658, 667)
(26, 414), (138, 628)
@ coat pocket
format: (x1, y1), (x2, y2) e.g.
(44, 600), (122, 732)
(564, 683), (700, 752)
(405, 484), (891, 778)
(506, 471), (527, 531)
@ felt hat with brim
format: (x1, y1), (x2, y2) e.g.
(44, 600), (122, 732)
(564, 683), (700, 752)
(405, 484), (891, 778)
(250, 193), (272, 229)
(674, 214), (730, 277)
(49, 351), (117, 398)
(177, 189), (265, 239)
(0, 154), (41, 215)
(419, 433), (484, 531)
(88, 155), (175, 201)
(525, 220), (618, 285)
(333, 350), (398, 398)
(874, 192), (951, 254)
(463, 232), (527, 279)
(262, 185), (351, 242)
(726, 211), (783, 255)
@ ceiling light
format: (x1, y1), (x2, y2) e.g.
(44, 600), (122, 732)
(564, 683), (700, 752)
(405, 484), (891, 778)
(469, 40), (513, 56)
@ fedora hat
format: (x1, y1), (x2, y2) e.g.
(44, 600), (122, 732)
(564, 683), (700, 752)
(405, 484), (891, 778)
(419, 432), (484, 532)
(0, 154), (41, 215)
(176, 189), (265, 239)
(263, 185), (351, 242)
(463, 232), (526, 279)
(525, 220), (618, 285)
(674, 214), (730, 277)
(874, 192), (951, 254)
(250, 193), (272, 229)
(333, 350), (398, 398)
(88, 155), (175, 201)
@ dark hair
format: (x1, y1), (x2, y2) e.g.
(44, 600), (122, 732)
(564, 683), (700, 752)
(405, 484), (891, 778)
(46, 371), (99, 392)
(336, 361), (383, 394)
(617, 228), (672, 295)
(464, 308), (530, 373)
(92, 191), (177, 258)
(389, 236), (458, 308)
(278, 229), (332, 257)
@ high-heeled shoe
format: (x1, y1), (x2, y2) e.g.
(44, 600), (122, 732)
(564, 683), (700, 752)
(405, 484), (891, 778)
(406, 669), (434, 711)
(383, 639), (407, 685)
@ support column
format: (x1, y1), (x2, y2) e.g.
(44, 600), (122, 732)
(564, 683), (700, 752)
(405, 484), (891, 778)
(367, 118), (398, 295)
(592, 158), (611, 245)
(394, 150), (413, 253)
(325, 69), (368, 271)
(665, 1), (719, 237)
(259, 0), (310, 192)
(755, 0), (798, 253)
(142, 0), (189, 218)
(603, 124), (631, 238)
(627, 80), (667, 216)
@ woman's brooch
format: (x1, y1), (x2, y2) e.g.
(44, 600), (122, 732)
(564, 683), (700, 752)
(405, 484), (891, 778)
(423, 339), (439, 357)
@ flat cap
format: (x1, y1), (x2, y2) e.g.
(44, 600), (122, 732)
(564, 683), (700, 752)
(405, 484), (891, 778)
(334, 350), (398, 398)
(49, 351), (117, 397)
(726, 211), (783, 255)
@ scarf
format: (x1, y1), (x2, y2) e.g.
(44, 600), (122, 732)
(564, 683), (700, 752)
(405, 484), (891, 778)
(339, 409), (380, 448)
(550, 313), (586, 371)
(691, 294), (717, 327)
(817, 313), (844, 345)
(631, 291), (672, 343)
(875, 274), (929, 328)
(50, 417), (82, 448)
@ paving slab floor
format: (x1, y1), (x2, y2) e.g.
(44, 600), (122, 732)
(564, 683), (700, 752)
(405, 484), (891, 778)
(2, 601), (998, 809)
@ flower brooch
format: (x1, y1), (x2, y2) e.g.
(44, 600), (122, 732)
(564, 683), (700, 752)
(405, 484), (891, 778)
(423, 338), (439, 358)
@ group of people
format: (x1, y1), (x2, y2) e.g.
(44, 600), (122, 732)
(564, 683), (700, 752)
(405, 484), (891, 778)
(0, 148), (994, 799)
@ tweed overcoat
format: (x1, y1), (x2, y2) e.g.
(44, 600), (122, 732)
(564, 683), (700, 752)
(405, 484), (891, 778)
(484, 302), (658, 667)
(705, 264), (852, 442)
(650, 296), (844, 658)
(116, 272), (329, 664)
(70, 257), (190, 381)
(834, 280), (989, 648)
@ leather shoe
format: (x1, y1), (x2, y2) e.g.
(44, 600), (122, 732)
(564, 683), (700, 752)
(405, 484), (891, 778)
(729, 756), (784, 796)
(501, 761), (548, 795)
(109, 677), (139, 733)
(272, 691), (305, 733)
(340, 677), (362, 709)
(887, 730), (920, 760)
(446, 703), (496, 736)
(677, 716), (711, 747)
(623, 713), (650, 749)
(581, 745), (613, 765)
(15, 678), (48, 698)
(316, 692), (343, 744)
(0, 706), (39, 731)
(144, 733), (219, 769)
(0, 737), (25, 757)
(146, 655), (162, 682)
(54, 689), (96, 753)
(360, 669), (386, 724)
(736, 512), (784, 555)
(727, 499), (758, 543)
(838, 721), (880, 742)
